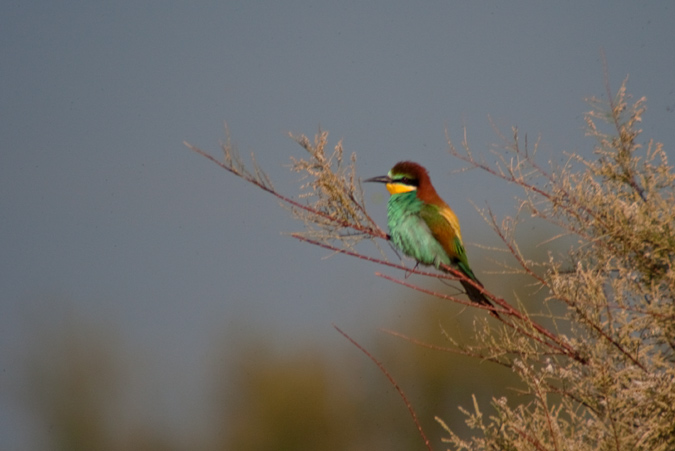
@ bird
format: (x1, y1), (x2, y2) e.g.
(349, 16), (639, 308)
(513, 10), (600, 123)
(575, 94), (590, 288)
(365, 161), (498, 316)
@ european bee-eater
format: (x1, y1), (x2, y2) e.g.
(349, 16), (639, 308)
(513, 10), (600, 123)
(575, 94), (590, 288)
(365, 161), (497, 315)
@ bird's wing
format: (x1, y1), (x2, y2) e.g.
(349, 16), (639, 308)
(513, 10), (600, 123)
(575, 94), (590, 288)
(420, 203), (495, 312)
(420, 203), (478, 281)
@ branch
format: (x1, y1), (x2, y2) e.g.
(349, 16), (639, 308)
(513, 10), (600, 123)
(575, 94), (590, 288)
(292, 233), (587, 365)
(185, 141), (388, 240)
(333, 324), (433, 451)
(375, 272), (585, 364)
(381, 328), (513, 368)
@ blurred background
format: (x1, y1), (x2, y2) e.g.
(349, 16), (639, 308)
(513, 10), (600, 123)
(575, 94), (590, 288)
(2, 2), (674, 450)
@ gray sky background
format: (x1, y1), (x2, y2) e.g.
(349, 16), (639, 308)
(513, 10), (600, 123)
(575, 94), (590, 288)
(2, 2), (674, 448)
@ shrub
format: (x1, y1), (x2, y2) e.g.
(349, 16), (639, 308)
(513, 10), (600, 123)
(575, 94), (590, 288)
(186, 78), (675, 450)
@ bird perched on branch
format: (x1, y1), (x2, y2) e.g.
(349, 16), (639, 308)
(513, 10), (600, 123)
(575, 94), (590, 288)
(365, 161), (498, 316)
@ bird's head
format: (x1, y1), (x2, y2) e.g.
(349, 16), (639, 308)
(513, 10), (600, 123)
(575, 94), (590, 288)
(364, 161), (430, 195)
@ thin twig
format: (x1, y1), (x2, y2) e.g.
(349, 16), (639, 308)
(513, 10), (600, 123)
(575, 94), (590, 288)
(333, 324), (433, 451)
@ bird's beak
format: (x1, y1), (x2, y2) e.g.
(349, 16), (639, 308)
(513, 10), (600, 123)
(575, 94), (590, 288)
(363, 175), (392, 184)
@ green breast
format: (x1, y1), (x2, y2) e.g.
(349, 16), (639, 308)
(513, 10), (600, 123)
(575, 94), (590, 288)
(387, 192), (451, 268)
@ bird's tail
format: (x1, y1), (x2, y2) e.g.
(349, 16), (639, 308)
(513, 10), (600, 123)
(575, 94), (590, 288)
(459, 279), (500, 319)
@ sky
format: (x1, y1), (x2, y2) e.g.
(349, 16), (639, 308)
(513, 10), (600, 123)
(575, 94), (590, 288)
(2, 1), (674, 448)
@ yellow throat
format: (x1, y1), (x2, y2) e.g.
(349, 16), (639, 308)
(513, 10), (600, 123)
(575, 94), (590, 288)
(386, 182), (417, 195)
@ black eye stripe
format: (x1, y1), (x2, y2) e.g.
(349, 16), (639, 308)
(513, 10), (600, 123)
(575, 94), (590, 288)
(397, 176), (419, 187)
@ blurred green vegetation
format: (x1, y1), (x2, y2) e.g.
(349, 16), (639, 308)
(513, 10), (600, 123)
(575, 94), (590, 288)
(21, 255), (544, 451)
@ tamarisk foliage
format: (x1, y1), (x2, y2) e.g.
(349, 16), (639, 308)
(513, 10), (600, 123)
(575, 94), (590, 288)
(439, 80), (675, 450)
(186, 80), (675, 450)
